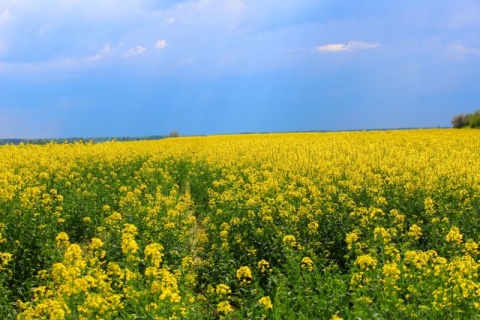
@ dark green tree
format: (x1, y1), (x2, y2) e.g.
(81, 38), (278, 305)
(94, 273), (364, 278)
(469, 115), (480, 128)
(451, 113), (469, 128)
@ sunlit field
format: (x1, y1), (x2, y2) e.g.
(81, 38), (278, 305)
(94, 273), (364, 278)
(1, 129), (479, 319)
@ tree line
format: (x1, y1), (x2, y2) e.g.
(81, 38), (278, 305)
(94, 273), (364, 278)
(451, 110), (480, 128)
(0, 135), (169, 146)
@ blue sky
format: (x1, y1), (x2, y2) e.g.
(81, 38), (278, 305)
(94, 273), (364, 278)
(1, 0), (479, 138)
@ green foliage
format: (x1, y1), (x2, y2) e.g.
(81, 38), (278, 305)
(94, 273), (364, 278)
(469, 115), (480, 128)
(451, 109), (480, 128)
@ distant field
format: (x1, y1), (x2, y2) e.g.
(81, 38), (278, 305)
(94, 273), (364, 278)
(1, 129), (479, 319)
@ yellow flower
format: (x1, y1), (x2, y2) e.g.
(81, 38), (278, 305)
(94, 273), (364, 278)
(376, 196), (388, 206)
(307, 221), (319, 235)
(356, 296), (373, 305)
(346, 231), (359, 246)
(408, 224), (422, 240)
(215, 284), (231, 296)
(164, 222), (175, 229)
(89, 238), (104, 250)
(146, 303), (158, 312)
(106, 211), (122, 224)
(464, 240), (479, 255)
(107, 262), (123, 277)
(144, 242), (164, 268)
(38, 172), (50, 180)
(121, 224), (139, 258)
(424, 197), (436, 215)
(64, 244), (83, 264)
(282, 235), (297, 247)
(55, 232), (70, 247)
(0, 252), (12, 272)
(51, 263), (67, 283)
(374, 227), (391, 243)
(258, 296), (273, 310)
(122, 235), (139, 257)
(219, 230), (228, 239)
(301, 257), (314, 272)
(257, 259), (270, 274)
(122, 223), (138, 235)
(217, 301), (234, 314)
(383, 262), (401, 281)
(446, 226), (463, 244)
(354, 254), (377, 270)
(236, 266), (253, 284)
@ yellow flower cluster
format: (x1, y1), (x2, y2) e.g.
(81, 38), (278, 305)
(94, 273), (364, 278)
(217, 300), (234, 314)
(236, 266), (253, 284)
(354, 254), (377, 270)
(0, 129), (479, 318)
(445, 226), (463, 244)
(407, 224), (422, 240)
(258, 296), (273, 310)
(282, 235), (297, 247)
(301, 257), (314, 272)
(215, 284), (231, 296)
(257, 259), (270, 274)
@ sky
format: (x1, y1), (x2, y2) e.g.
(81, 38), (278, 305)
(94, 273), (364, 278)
(1, 0), (480, 138)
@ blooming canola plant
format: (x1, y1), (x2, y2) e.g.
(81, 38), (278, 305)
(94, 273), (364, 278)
(0, 129), (479, 318)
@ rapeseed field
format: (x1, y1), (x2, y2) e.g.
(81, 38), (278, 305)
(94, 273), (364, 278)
(0, 129), (479, 319)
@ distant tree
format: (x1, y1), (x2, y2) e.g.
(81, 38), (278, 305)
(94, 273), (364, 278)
(469, 115), (480, 128)
(170, 131), (180, 137)
(451, 114), (470, 128)
(452, 109), (480, 128)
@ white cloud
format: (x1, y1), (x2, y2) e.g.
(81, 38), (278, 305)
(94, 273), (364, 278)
(316, 41), (380, 53)
(124, 46), (147, 58)
(165, 17), (175, 24)
(447, 43), (480, 58)
(86, 43), (116, 62)
(317, 44), (347, 52)
(156, 39), (167, 50)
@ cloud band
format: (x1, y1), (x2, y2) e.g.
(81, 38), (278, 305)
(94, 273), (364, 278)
(316, 41), (380, 53)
